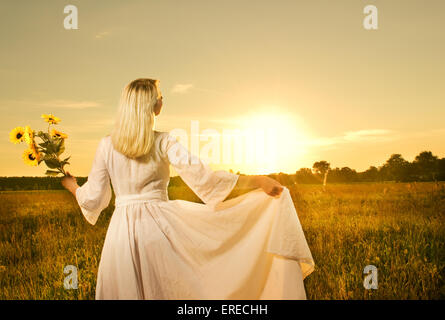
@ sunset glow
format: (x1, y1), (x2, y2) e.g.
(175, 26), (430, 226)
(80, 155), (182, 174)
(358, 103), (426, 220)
(233, 111), (310, 174)
(0, 1), (444, 176)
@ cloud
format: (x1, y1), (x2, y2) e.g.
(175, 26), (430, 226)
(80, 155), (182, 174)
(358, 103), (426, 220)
(95, 31), (110, 39)
(41, 99), (102, 109)
(171, 84), (194, 94)
(2, 99), (102, 109)
(343, 129), (393, 142)
(308, 129), (396, 147)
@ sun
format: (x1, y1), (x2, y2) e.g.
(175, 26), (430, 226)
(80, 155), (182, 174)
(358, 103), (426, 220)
(232, 109), (310, 174)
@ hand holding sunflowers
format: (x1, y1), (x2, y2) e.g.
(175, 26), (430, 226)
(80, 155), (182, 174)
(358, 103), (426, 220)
(9, 114), (71, 176)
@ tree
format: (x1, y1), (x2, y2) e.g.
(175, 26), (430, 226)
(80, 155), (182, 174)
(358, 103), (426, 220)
(413, 151), (439, 181)
(312, 161), (331, 189)
(277, 172), (293, 186)
(437, 158), (445, 181)
(340, 167), (358, 182)
(295, 168), (318, 184)
(381, 154), (410, 182)
(362, 166), (379, 182)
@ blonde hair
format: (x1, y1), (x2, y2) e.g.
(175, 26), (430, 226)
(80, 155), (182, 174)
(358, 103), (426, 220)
(111, 78), (161, 159)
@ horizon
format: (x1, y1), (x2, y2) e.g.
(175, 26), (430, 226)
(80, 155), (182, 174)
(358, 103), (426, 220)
(0, 147), (442, 178)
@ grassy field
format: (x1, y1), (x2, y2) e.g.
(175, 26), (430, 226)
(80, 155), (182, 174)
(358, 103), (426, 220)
(0, 182), (444, 299)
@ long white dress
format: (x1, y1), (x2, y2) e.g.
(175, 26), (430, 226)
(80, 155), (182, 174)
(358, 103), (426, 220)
(75, 131), (315, 300)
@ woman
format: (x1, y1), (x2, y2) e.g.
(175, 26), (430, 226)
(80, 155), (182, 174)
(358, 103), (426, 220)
(61, 78), (314, 299)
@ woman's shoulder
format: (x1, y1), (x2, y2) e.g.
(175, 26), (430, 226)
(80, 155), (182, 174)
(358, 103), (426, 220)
(96, 135), (112, 154)
(153, 130), (180, 156)
(153, 130), (166, 138)
(153, 130), (169, 137)
(101, 134), (112, 146)
(153, 130), (177, 143)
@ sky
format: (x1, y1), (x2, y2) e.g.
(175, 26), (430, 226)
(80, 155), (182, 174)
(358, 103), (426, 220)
(0, 0), (444, 176)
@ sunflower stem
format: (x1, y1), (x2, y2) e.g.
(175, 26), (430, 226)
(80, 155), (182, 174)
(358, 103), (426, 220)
(57, 166), (67, 176)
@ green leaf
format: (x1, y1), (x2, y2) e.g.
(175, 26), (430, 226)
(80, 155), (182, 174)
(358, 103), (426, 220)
(63, 156), (71, 162)
(44, 158), (60, 169)
(45, 170), (60, 176)
(46, 141), (57, 154)
(57, 139), (65, 156)
(37, 131), (50, 142)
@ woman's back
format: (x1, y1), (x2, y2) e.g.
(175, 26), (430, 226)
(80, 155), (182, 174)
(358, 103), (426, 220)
(102, 131), (171, 197)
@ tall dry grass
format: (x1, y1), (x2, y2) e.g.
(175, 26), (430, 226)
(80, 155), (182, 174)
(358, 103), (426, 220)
(0, 182), (444, 299)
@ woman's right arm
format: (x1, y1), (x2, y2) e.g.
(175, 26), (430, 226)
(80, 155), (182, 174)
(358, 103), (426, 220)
(234, 175), (284, 197)
(162, 132), (284, 202)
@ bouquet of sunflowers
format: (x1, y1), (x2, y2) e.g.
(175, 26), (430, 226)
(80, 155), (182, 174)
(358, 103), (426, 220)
(9, 114), (70, 176)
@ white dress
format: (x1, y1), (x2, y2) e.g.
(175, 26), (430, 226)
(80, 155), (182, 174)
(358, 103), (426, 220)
(75, 131), (315, 300)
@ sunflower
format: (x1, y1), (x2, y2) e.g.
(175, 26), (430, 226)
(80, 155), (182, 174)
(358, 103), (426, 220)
(23, 147), (40, 166)
(50, 128), (68, 139)
(41, 114), (61, 124)
(23, 126), (35, 146)
(9, 127), (25, 144)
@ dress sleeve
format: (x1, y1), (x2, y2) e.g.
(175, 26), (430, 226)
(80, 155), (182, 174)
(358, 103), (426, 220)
(75, 137), (112, 225)
(162, 133), (239, 207)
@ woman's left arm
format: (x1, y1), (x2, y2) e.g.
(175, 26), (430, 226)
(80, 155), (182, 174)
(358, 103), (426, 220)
(61, 137), (112, 225)
(61, 172), (79, 196)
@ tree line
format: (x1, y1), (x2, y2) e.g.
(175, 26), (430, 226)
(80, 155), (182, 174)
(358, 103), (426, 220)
(274, 150), (445, 186)
(0, 150), (444, 191)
